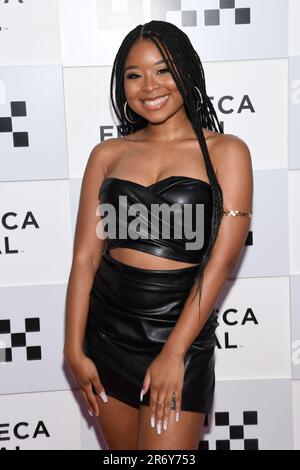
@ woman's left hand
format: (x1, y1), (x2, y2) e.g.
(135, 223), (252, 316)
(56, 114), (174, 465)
(140, 348), (185, 434)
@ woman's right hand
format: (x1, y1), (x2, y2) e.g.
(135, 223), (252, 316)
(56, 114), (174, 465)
(64, 352), (108, 417)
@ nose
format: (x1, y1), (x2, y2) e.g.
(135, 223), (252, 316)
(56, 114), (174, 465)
(141, 72), (160, 92)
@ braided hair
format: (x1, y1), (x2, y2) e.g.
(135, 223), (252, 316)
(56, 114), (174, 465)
(110, 20), (224, 323)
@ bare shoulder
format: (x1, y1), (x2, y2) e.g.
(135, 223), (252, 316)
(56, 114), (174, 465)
(204, 131), (253, 186)
(87, 137), (123, 175)
(213, 133), (253, 206)
(213, 132), (252, 171)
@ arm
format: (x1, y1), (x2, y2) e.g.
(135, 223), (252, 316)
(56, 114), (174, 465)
(163, 134), (253, 358)
(64, 141), (110, 360)
(63, 139), (116, 416)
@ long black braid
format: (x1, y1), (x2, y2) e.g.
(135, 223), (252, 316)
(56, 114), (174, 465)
(110, 20), (224, 323)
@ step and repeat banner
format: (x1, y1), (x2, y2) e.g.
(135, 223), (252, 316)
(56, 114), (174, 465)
(0, 0), (299, 450)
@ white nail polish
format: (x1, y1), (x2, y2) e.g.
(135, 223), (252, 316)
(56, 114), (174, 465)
(88, 409), (93, 417)
(140, 390), (144, 402)
(99, 391), (108, 403)
(163, 419), (168, 431)
(176, 411), (180, 422)
(157, 422), (161, 434)
(150, 416), (155, 428)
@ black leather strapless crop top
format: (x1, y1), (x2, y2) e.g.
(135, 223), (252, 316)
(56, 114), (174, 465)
(98, 175), (213, 264)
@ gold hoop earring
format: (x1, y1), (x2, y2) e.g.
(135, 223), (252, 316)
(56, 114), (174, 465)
(124, 100), (141, 124)
(195, 86), (203, 111)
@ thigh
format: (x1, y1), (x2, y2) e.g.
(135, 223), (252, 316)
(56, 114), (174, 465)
(94, 395), (139, 450)
(137, 405), (206, 450)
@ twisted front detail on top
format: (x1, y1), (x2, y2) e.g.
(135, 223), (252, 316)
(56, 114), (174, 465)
(98, 175), (214, 264)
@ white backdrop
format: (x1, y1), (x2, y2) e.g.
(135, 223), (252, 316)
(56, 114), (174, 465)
(0, 0), (299, 450)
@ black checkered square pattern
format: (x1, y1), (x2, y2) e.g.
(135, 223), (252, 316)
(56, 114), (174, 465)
(0, 318), (41, 362)
(205, 0), (251, 26)
(199, 411), (259, 450)
(0, 101), (29, 147)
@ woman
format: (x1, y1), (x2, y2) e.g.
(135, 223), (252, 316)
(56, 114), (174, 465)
(64, 20), (253, 450)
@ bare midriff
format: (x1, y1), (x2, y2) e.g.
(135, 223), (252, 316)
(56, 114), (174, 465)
(109, 247), (200, 270)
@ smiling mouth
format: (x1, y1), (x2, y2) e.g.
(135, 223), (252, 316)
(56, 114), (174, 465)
(140, 94), (170, 111)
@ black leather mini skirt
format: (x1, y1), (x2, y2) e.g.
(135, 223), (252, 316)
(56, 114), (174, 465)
(84, 249), (219, 413)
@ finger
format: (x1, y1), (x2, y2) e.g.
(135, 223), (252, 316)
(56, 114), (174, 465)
(162, 390), (173, 432)
(80, 388), (94, 417)
(141, 368), (151, 401)
(149, 388), (158, 429)
(92, 375), (108, 403)
(155, 391), (166, 435)
(84, 382), (100, 417)
(174, 389), (182, 422)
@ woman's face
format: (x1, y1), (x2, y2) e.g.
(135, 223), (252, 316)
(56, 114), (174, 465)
(123, 38), (185, 123)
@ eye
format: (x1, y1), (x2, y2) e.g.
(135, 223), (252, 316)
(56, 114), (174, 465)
(125, 68), (170, 79)
(126, 73), (140, 79)
(157, 68), (170, 74)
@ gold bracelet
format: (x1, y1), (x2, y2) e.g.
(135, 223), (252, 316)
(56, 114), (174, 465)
(223, 210), (252, 218)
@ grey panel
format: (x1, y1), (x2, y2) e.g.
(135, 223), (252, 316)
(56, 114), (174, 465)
(288, 56), (300, 169)
(0, 284), (76, 394)
(291, 275), (300, 379)
(230, 169), (289, 278)
(0, 65), (68, 181)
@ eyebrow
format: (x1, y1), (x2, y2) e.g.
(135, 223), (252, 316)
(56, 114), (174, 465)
(124, 59), (172, 72)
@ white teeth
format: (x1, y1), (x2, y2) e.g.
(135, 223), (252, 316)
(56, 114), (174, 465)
(143, 95), (169, 107)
